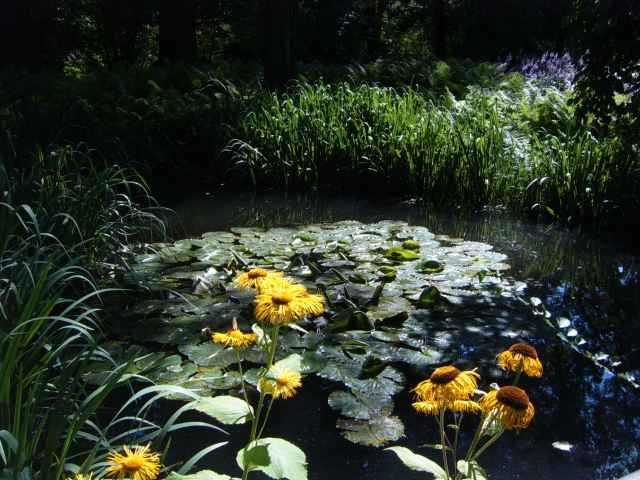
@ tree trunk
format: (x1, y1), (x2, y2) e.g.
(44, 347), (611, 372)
(160, 0), (198, 63)
(263, 0), (297, 90)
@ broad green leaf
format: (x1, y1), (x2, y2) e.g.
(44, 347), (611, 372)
(167, 470), (239, 480)
(366, 296), (411, 323)
(236, 438), (307, 480)
(385, 446), (446, 478)
(337, 416), (404, 447)
(274, 353), (303, 373)
(188, 396), (253, 425)
(457, 460), (489, 480)
(417, 286), (441, 308)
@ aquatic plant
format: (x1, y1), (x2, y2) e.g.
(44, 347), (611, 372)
(199, 273), (323, 480)
(387, 345), (542, 479)
(119, 221), (527, 450)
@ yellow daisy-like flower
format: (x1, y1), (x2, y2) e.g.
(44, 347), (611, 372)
(66, 474), (93, 480)
(497, 343), (543, 377)
(106, 444), (161, 480)
(255, 282), (324, 326)
(211, 328), (257, 349)
(234, 268), (284, 291)
(412, 399), (482, 416)
(413, 365), (480, 403)
(260, 367), (302, 399)
(480, 386), (535, 430)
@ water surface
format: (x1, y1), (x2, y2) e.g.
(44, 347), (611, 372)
(167, 192), (640, 480)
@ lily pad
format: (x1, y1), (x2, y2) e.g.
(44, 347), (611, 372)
(336, 415), (405, 447)
(418, 260), (445, 274)
(384, 247), (421, 262)
(366, 297), (412, 323)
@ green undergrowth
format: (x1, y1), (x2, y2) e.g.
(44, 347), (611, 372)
(0, 150), (226, 479)
(1, 62), (638, 226)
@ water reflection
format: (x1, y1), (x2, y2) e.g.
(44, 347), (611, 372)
(172, 191), (640, 479)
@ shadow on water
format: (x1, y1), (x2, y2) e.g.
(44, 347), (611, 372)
(165, 191), (640, 480)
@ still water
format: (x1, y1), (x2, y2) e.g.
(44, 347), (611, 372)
(168, 191), (640, 480)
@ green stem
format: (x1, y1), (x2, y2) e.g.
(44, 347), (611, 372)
(462, 411), (488, 469)
(452, 413), (463, 475)
(438, 408), (450, 480)
(236, 349), (251, 408)
(241, 326), (280, 480)
(513, 368), (522, 386)
(472, 429), (504, 460)
(257, 395), (276, 439)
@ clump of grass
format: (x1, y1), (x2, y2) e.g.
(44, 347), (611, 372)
(0, 150), (224, 479)
(226, 81), (638, 225)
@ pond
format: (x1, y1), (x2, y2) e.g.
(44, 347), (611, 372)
(116, 192), (640, 480)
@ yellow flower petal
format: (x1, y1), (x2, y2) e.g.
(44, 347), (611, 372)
(106, 444), (161, 480)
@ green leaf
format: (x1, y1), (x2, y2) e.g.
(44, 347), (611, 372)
(274, 353), (303, 373)
(167, 470), (239, 480)
(457, 460), (489, 480)
(417, 286), (441, 308)
(337, 416), (405, 447)
(385, 446), (446, 478)
(240, 445), (270, 470)
(418, 260), (444, 274)
(366, 296), (411, 323)
(236, 438), (307, 480)
(402, 240), (421, 251)
(384, 247), (420, 261)
(188, 396), (253, 425)
(327, 390), (393, 420)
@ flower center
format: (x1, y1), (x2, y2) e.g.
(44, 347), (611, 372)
(509, 343), (538, 359)
(430, 366), (461, 384)
(122, 457), (145, 470)
(276, 376), (289, 386)
(496, 386), (530, 410)
(271, 290), (293, 305)
(248, 268), (268, 279)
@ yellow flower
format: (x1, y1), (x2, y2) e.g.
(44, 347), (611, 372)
(211, 328), (257, 349)
(106, 444), (161, 480)
(413, 366), (480, 403)
(412, 399), (482, 416)
(66, 474), (93, 480)
(260, 367), (302, 399)
(497, 343), (543, 377)
(255, 282), (324, 325)
(480, 386), (535, 430)
(234, 268), (284, 290)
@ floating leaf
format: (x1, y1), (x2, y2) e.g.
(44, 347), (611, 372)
(384, 247), (420, 262)
(366, 297), (411, 323)
(327, 390), (393, 420)
(418, 260), (444, 274)
(402, 240), (421, 251)
(417, 286), (441, 309)
(338, 416), (405, 446)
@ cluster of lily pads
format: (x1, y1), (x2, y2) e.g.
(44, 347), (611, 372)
(107, 221), (530, 446)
